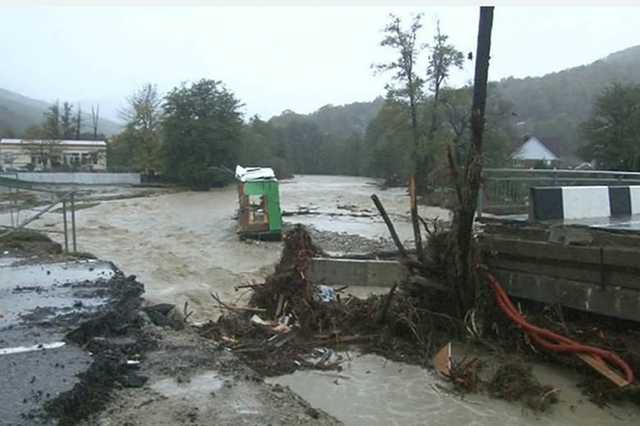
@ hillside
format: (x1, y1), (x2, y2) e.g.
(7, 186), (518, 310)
(268, 45), (640, 157)
(269, 97), (385, 138)
(496, 44), (640, 151)
(0, 88), (122, 137)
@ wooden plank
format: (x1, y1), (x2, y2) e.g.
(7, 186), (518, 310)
(576, 353), (630, 387)
(493, 269), (640, 323)
(487, 257), (640, 291)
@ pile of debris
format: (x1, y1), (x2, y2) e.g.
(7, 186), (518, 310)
(200, 223), (640, 412)
(200, 225), (459, 376)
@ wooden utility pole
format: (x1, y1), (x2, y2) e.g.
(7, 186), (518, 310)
(448, 6), (494, 313)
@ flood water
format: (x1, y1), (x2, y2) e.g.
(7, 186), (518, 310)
(269, 352), (640, 426)
(3, 175), (446, 322)
(2, 175), (639, 425)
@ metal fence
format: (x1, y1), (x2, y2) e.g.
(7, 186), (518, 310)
(479, 168), (640, 215)
(0, 175), (78, 252)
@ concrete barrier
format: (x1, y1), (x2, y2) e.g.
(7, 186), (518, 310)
(310, 258), (408, 287)
(530, 185), (640, 221)
(7, 172), (141, 185)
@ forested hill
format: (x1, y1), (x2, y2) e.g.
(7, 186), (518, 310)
(269, 97), (385, 138)
(496, 44), (640, 149)
(0, 88), (122, 137)
(265, 45), (640, 154)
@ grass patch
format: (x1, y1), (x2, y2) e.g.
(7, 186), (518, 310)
(0, 228), (52, 242)
(68, 251), (98, 260)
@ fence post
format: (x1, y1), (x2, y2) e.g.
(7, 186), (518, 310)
(62, 200), (69, 253)
(71, 193), (77, 252)
(477, 184), (484, 218)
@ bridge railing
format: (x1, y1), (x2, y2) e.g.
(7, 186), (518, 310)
(1, 174), (78, 252)
(479, 168), (640, 216)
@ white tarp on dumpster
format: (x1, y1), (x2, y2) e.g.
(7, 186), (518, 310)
(235, 165), (276, 182)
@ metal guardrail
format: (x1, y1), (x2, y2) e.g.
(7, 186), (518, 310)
(479, 168), (640, 216)
(0, 174), (78, 252)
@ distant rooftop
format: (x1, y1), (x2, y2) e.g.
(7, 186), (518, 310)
(512, 136), (558, 161)
(0, 139), (106, 147)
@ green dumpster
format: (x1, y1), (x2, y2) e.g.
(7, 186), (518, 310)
(235, 166), (282, 239)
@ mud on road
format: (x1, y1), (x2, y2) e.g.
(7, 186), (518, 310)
(0, 246), (339, 426)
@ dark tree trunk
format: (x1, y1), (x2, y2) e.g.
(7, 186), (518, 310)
(408, 79), (425, 262)
(449, 6), (494, 313)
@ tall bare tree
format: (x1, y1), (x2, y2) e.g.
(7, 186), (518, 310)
(26, 102), (63, 169)
(447, 6), (494, 313)
(61, 101), (75, 139)
(374, 13), (426, 261)
(74, 105), (82, 140)
(120, 83), (162, 134)
(91, 104), (100, 140)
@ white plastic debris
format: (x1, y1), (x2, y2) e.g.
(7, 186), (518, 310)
(250, 314), (272, 326)
(0, 341), (65, 356)
(315, 285), (337, 303)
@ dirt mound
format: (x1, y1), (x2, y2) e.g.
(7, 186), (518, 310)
(44, 271), (152, 425)
(0, 229), (62, 257)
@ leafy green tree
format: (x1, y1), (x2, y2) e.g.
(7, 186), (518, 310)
(374, 13), (426, 259)
(364, 99), (414, 181)
(163, 79), (243, 188)
(426, 21), (465, 137)
(374, 13), (424, 170)
(580, 83), (640, 170)
(239, 116), (293, 178)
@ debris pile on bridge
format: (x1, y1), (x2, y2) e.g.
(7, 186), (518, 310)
(200, 225), (460, 376)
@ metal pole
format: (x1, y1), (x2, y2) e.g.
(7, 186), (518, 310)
(62, 200), (69, 253)
(71, 193), (77, 252)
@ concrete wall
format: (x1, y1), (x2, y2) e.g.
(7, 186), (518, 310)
(310, 258), (407, 287)
(6, 172), (141, 185)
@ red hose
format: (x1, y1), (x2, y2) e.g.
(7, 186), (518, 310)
(483, 270), (635, 384)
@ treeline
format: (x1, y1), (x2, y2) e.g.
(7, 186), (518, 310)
(18, 101), (104, 141)
(110, 14), (518, 189)
(579, 82), (640, 171)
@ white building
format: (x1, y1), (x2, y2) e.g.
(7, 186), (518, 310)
(511, 136), (562, 168)
(0, 139), (107, 171)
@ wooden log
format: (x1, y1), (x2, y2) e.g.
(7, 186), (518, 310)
(371, 194), (407, 258)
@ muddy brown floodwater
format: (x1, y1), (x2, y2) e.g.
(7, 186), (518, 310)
(15, 175), (446, 323)
(269, 352), (640, 426)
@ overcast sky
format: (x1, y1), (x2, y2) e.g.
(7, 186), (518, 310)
(2, 4), (640, 122)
